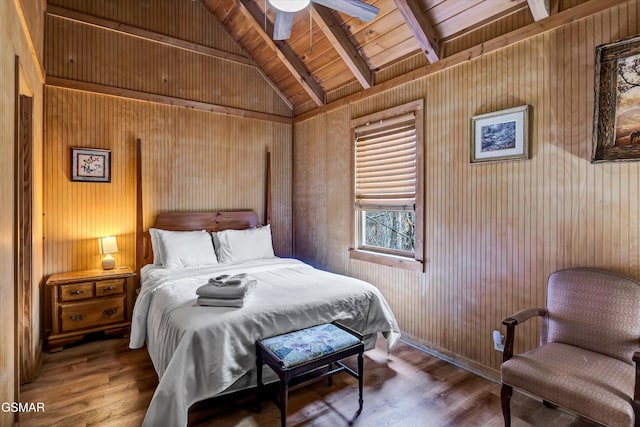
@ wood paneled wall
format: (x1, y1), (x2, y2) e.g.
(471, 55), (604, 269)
(43, 0), (293, 275)
(44, 8), (291, 118)
(48, 0), (245, 56)
(1, 0), (45, 423)
(18, 0), (46, 66)
(44, 87), (292, 275)
(294, 0), (640, 377)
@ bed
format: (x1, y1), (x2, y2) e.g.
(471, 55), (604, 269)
(129, 210), (400, 427)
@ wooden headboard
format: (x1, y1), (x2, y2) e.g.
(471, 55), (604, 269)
(152, 211), (259, 232)
(134, 139), (270, 275)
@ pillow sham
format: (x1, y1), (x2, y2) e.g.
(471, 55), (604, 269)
(149, 228), (165, 266)
(158, 229), (218, 269)
(215, 225), (275, 263)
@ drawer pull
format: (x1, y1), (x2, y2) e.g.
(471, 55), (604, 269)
(70, 289), (84, 295)
(103, 308), (118, 317)
(103, 286), (115, 291)
(70, 313), (85, 322)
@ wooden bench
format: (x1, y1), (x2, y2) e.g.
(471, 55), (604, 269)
(255, 322), (365, 427)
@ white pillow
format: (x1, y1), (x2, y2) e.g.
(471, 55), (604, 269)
(158, 230), (218, 269)
(149, 228), (165, 266)
(211, 231), (222, 260)
(215, 225), (275, 263)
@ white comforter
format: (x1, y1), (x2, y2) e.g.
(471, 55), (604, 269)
(130, 258), (400, 427)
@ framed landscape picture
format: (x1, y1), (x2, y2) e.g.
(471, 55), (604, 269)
(71, 147), (111, 182)
(470, 105), (530, 163)
(593, 35), (640, 162)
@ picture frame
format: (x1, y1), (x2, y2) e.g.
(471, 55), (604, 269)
(71, 147), (111, 182)
(470, 105), (530, 164)
(592, 35), (640, 163)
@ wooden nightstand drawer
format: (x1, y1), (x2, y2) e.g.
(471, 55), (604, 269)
(95, 279), (125, 296)
(60, 297), (125, 332)
(59, 282), (94, 301)
(45, 266), (136, 352)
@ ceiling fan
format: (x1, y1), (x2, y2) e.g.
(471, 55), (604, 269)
(268, 0), (379, 40)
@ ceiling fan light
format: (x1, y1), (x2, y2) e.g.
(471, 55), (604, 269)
(268, 0), (310, 13)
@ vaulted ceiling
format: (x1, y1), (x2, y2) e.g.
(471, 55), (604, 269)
(202, 0), (588, 116)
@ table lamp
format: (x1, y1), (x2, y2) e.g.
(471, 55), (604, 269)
(98, 235), (118, 270)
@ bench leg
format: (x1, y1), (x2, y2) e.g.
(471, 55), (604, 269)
(280, 380), (289, 427)
(256, 354), (263, 413)
(328, 362), (333, 386)
(357, 351), (364, 413)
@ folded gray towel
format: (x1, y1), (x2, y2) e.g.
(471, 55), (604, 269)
(196, 279), (257, 299)
(208, 273), (248, 287)
(197, 296), (247, 308)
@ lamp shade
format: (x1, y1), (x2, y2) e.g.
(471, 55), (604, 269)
(98, 236), (118, 255)
(268, 0), (310, 12)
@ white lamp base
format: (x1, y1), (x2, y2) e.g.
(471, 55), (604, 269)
(102, 254), (116, 270)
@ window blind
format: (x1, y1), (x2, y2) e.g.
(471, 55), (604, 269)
(355, 112), (416, 209)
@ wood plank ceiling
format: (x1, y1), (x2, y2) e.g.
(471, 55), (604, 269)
(203, 0), (585, 116)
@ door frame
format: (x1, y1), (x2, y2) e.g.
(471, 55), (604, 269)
(14, 55), (36, 392)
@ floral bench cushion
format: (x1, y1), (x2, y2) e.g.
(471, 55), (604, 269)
(260, 323), (361, 368)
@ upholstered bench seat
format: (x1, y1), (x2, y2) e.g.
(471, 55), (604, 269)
(256, 323), (365, 427)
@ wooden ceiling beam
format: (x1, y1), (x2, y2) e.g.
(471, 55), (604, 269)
(235, 0), (325, 107)
(393, 0), (440, 63)
(311, 4), (373, 89)
(527, 0), (550, 21)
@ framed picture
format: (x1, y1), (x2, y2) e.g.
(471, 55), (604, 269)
(71, 147), (111, 182)
(593, 35), (640, 162)
(470, 105), (530, 164)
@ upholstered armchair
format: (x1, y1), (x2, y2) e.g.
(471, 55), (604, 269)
(500, 268), (640, 427)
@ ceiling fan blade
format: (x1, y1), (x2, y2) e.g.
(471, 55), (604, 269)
(312, 0), (379, 22)
(273, 10), (293, 40)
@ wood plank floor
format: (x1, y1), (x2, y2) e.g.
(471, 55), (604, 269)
(19, 335), (595, 426)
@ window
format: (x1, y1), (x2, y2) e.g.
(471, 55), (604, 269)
(350, 100), (424, 271)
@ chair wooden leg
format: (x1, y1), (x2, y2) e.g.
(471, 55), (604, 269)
(501, 384), (513, 427)
(632, 400), (640, 427)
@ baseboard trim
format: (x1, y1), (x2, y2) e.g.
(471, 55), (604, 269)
(399, 333), (500, 383)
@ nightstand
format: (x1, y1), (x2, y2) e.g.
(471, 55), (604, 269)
(44, 266), (136, 352)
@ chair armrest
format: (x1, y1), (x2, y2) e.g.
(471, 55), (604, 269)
(502, 308), (547, 327)
(501, 308), (547, 363)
